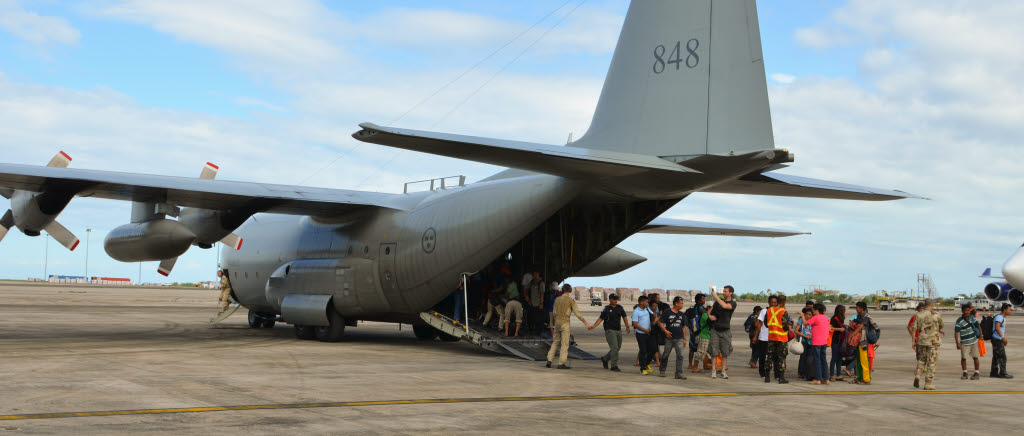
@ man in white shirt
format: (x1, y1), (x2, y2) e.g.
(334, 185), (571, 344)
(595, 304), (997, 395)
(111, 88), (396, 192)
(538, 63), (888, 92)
(751, 295), (776, 382)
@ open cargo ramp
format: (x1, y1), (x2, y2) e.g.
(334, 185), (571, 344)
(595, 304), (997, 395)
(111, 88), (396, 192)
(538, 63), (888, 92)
(419, 312), (598, 361)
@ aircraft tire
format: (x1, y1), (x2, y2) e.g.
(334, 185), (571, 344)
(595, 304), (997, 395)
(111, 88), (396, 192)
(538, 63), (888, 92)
(262, 318), (276, 328)
(248, 309), (263, 328)
(315, 308), (345, 342)
(294, 324), (317, 340)
(412, 325), (437, 341)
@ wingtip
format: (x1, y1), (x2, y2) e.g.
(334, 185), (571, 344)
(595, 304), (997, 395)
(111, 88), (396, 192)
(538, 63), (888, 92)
(59, 151), (72, 162)
(157, 268), (170, 277)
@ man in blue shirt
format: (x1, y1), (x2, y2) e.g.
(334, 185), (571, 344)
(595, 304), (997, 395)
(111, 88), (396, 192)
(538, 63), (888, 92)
(632, 295), (655, 375)
(991, 303), (1013, 379)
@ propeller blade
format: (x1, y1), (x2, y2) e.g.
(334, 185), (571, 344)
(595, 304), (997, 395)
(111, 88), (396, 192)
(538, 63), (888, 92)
(157, 257), (178, 276)
(46, 151), (72, 168)
(219, 233), (243, 250)
(0, 209), (13, 244)
(199, 162), (219, 180)
(44, 220), (79, 251)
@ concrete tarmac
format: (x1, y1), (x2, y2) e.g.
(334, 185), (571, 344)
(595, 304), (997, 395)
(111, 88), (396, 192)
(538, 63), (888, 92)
(0, 282), (1020, 435)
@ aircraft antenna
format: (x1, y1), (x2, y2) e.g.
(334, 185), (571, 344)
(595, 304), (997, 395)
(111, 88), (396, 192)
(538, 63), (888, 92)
(430, 0), (588, 129)
(352, 0), (589, 191)
(295, 0), (576, 186)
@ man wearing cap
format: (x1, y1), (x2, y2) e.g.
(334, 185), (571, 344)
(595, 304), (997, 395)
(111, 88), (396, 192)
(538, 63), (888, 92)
(912, 298), (944, 390)
(546, 284), (591, 369)
(589, 293), (630, 372)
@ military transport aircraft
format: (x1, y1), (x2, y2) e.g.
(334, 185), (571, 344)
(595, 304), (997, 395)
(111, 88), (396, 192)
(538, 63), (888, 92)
(982, 244), (1024, 307)
(0, 0), (919, 342)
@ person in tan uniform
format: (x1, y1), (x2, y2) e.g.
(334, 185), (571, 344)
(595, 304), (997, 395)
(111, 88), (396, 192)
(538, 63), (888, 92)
(217, 270), (233, 313)
(912, 298), (944, 390)
(546, 284), (591, 369)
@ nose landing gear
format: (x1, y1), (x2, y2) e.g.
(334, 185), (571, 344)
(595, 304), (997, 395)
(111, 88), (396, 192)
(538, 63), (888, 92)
(247, 309), (277, 328)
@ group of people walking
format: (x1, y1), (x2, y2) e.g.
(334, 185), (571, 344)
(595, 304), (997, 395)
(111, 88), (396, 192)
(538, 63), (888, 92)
(544, 285), (1014, 390)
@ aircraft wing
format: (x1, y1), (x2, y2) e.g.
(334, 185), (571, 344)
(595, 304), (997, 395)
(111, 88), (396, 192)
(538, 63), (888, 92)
(353, 123), (699, 179)
(638, 218), (807, 238)
(701, 172), (923, 201)
(0, 163), (405, 216)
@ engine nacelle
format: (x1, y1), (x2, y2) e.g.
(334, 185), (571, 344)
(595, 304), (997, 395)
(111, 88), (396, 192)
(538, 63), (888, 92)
(1009, 288), (1024, 307)
(178, 207), (250, 248)
(10, 189), (74, 235)
(104, 219), (196, 262)
(574, 247), (648, 277)
(984, 282), (1013, 301)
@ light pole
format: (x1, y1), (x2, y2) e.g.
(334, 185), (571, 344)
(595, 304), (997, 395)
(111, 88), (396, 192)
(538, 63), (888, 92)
(85, 228), (92, 282)
(44, 233), (49, 280)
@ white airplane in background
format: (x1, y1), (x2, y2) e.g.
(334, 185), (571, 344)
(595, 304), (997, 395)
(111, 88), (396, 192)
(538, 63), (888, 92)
(982, 243), (1024, 307)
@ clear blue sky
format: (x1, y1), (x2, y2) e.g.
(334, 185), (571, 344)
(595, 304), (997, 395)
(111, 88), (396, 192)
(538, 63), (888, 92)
(1, 0), (1021, 296)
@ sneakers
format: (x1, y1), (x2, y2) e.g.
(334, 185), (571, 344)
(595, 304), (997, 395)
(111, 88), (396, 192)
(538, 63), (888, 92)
(961, 372), (968, 380)
(675, 373), (687, 380)
(601, 356), (609, 369)
(641, 367), (650, 375)
(913, 377), (920, 388)
(658, 370), (667, 377)
(546, 361), (552, 368)
(557, 364), (570, 369)
(721, 371), (729, 380)
(610, 366), (621, 372)
(645, 364), (653, 373)
(970, 372), (980, 380)
(711, 371), (717, 379)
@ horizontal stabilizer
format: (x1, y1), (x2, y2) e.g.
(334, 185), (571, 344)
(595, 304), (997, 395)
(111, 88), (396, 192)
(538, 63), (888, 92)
(701, 172), (924, 201)
(353, 123), (698, 179)
(639, 218), (807, 238)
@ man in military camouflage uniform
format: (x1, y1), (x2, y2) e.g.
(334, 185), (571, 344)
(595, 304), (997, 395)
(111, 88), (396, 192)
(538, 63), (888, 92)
(912, 299), (944, 390)
(217, 270), (233, 314)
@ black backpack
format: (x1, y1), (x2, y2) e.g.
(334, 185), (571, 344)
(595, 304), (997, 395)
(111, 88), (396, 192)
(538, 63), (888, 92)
(981, 315), (995, 340)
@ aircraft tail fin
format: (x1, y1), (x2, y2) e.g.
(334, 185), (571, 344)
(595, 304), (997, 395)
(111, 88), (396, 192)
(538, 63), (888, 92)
(574, 0), (773, 159)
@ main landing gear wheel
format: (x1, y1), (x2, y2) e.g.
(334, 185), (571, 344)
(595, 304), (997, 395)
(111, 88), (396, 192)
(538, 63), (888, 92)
(248, 310), (277, 328)
(413, 325), (438, 341)
(294, 324), (316, 340)
(314, 307), (345, 342)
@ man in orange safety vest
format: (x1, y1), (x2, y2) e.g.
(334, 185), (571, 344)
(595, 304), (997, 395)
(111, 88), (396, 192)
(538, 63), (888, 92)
(763, 295), (792, 384)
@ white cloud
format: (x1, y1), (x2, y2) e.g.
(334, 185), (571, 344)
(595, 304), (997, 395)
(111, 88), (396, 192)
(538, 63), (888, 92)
(96, 0), (343, 69)
(770, 73), (796, 84)
(0, 0), (80, 46)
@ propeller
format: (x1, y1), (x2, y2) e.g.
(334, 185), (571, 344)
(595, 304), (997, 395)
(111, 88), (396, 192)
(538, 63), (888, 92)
(0, 151), (79, 250)
(156, 162), (244, 276)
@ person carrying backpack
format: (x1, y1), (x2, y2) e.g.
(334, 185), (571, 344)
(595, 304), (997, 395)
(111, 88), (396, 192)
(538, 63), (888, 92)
(848, 302), (873, 385)
(745, 306), (763, 369)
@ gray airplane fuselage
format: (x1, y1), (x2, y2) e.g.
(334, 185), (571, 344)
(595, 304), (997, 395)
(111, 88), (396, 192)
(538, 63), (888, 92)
(222, 173), (638, 323)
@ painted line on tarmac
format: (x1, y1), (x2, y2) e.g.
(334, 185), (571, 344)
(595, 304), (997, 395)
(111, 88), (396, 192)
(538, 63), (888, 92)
(2, 390), (1022, 421)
